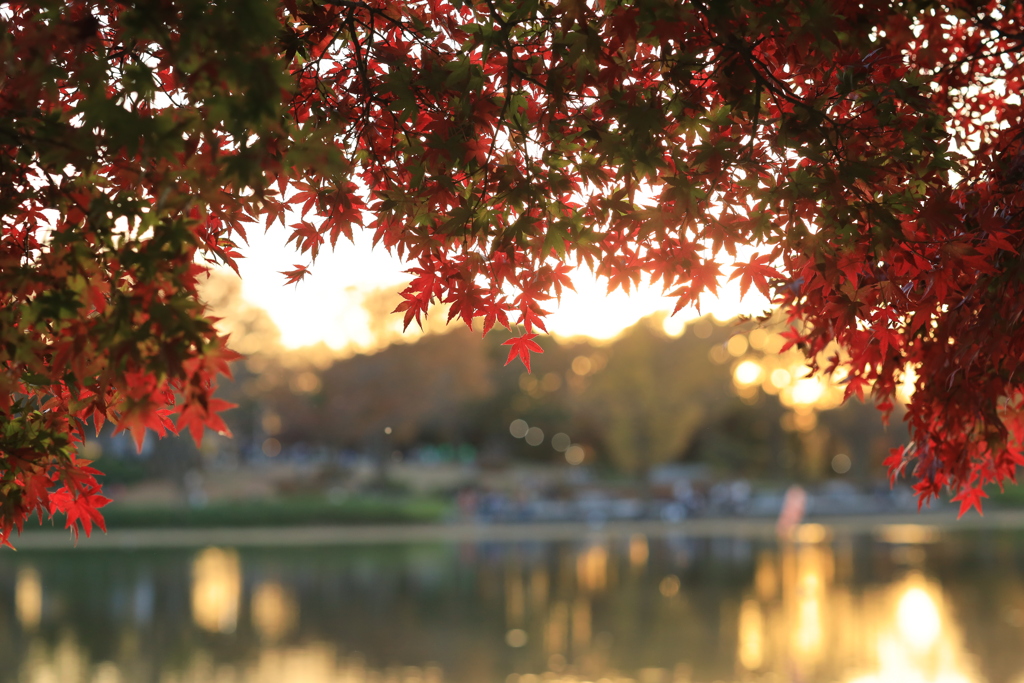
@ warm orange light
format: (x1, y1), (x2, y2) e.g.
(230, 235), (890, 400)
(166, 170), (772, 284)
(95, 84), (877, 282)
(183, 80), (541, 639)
(897, 363), (919, 404)
(769, 367), (791, 389)
(737, 598), (765, 670)
(629, 533), (649, 568)
(727, 334), (749, 357)
(733, 359), (763, 386)
(659, 575), (681, 597)
(793, 556), (825, 666)
(191, 547), (242, 633)
(844, 573), (980, 683)
(506, 628), (528, 647)
(15, 566), (42, 630)
(565, 445), (585, 465)
(222, 228), (774, 353)
(896, 585), (941, 652)
(576, 546), (608, 592)
(252, 581), (299, 641)
(788, 377), (824, 407)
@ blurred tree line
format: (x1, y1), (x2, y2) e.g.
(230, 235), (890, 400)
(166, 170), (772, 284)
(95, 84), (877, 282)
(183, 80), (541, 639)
(195, 275), (905, 484)
(93, 274), (907, 485)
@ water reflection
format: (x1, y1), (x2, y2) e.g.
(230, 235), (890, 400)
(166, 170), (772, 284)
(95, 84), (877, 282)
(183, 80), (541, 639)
(18, 635), (444, 683)
(737, 598), (764, 671)
(1, 531), (1020, 683)
(629, 534), (649, 568)
(164, 646), (444, 683)
(191, 546), (241, 633)
(729, 538), (981, 683)
(251, 581), (299, 642)
(849, 573), (979, 683)
(576, 544), (609, 593)
(16, 565), (42, 630)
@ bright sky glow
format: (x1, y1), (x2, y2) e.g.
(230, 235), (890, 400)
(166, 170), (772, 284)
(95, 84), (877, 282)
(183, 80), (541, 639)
(231, 227), (409, 351)
(229, 227), (775, 353)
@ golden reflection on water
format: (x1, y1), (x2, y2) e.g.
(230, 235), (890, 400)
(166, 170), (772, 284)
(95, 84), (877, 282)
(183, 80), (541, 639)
(573, 597), (592, 650)
(730, 538), (982, 683)
(506, 567), (526, 627)
(789, 543), (830, 673)
(164, 645), (444, 683)
(629, 534), (649, 569)
(16, 565), (42, 630)
(737, 599), (764, 671)
(511, 534), (986, 683)
(19, 633), (90, 683)
(18, 634), (445, 683)
(191, 546), (241, 634)
(546, 600), (570, 655)
(531, 566), (550, 612)
(846, 573), (979, 683)
(8, 534), (1008, 683)
(875, 524), (941, 545)
(251, 581), (299, 642)
(576, 545), (609, 593)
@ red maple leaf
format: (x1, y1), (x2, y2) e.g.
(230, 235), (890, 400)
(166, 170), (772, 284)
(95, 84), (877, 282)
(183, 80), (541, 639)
(286, 221), (325, 258)
(731, 255), (782, 298)
(502, 333), (543, 373)
(479, 298), (511, 336)
(177, 397), (237, 446)
(113, 404), (176, 452)
(950, 485), (988, 518)
(281, 264), (311, 285)
(23, 471), (54, 512)
(49, 487), (111, 540)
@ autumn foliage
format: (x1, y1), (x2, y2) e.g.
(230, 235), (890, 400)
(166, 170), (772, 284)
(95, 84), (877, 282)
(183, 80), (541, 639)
(2, 0), (1024, 543)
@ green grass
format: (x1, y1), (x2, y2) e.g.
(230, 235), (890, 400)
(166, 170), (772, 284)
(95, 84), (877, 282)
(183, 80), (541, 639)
(987, 482), (1024, 508)
(36, 494), (453, 531)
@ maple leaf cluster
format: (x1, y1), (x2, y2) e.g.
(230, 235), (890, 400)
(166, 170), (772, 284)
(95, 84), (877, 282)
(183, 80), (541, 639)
(3, 0), (1024, 543)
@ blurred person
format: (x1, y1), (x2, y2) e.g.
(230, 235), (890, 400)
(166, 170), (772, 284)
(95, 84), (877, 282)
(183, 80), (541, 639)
(776, 484), (807, 539)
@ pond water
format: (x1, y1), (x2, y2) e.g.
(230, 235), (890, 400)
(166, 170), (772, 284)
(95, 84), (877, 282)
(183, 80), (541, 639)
(2, 526), (1024, 683)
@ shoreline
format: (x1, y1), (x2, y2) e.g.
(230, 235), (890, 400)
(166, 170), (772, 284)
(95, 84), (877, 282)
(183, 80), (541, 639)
(9, 509), (1024, 551)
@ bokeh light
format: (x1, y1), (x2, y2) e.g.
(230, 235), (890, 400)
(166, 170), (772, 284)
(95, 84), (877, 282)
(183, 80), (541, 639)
(551, 433), (571, 452)
(251, 581), (299, 642)
(505, 629), (528, 648)
(629, 534), (649, 568)
(571, 356), (592, 375)
(191, 547), (241, 634)
(564, 445), (585, 465)
(727, 334), (749, 357)
(15, 567), (41, 630)
(733, 359), (764, 386)
(832, 453), (852, 474)
(262, 437), (282, 457)
(737, 599), (765, 671)
(509, 419), (528, 438)
(897, 584), (942, 652)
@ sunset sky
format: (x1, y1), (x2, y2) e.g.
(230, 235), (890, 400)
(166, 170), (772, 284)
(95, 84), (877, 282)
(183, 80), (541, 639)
(228, 226), (775, 353)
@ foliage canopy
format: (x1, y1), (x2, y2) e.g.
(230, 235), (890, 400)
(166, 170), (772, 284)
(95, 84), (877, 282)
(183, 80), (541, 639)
(2, 0), (1023, 543)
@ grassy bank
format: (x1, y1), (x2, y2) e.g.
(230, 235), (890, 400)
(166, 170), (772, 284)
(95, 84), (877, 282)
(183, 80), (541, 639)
(38, 494), (454, 531)
(989, 483), (1024, 508)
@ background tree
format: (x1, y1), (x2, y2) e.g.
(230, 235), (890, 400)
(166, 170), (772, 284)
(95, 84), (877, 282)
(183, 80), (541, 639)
(3, 0), (1024, 543)
(115, 308), (908, 491)
(578, 321), (731, 474)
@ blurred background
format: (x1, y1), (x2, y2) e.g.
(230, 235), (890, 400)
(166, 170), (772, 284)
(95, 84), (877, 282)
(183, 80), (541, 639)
(7, 254), (1024, 683)
(78, 269), (916, 526)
